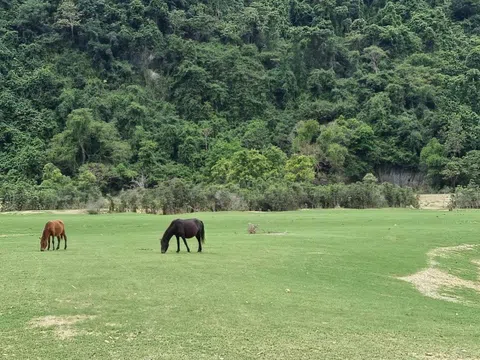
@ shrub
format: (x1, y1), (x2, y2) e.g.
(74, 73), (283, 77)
(0, 178), (419, 212)
(248, 223), (258, 234)
(262, 183), (299, 211)
(453, 181), (480, 208)
(86, 197), (106, 214)
(381, 183), (419, 208)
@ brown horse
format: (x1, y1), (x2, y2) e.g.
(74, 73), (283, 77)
(39, 220), (67, 251)
(160, 218), (205, 253)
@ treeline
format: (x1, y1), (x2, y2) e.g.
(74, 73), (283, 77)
(0, 166), (418, 212)
(2, 0), (480, 203)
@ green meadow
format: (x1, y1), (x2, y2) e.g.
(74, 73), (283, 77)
(1, 209), (480, 359)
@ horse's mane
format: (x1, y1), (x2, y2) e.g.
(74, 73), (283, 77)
(41, 227), (50, 240)
(40, 227), (50, 248)
(160, 222), (176, 243)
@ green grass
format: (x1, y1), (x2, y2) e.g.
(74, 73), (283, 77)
(1, 209), (480, 359)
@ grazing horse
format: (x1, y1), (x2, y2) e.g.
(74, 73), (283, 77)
(160, 218), (205, 254)
(39, 220), (67, 251)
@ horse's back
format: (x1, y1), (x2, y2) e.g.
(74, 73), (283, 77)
(172, 218), (202, 238)
(185, 218), (202, 225)
(171, 218), (200, 227)
(45, 219), (65, 235)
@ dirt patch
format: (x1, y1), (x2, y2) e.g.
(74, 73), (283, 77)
(397, 244), (480, 303)
(418, 194), (452, 210)
(0, 234), (27, 238)
(264, 232), (288, 236)
(29, 315), (96, 339)
(399, 268), (480, 303)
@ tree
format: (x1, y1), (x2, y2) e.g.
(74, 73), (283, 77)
(459, 150), (480, 185)
(262, 146), (287, 177)
(42, 163), (70, 186)
(441, 157), (463, 187)
(242, 119), (271, 149)
(50, 109), (130, 173)
(285, 155), (315, 182)
(444, 115), (466, 157)
(211, 149), (272, 187)
(136, 140), (166, 180)
(76, 166), (101, 201)
(466, 46), (480, 70)
(420, 138), (447, 187)
(316, 119), (351, 176)
(362, 46), (388, 73)
(55, 0), (82, 38)
(15, 0), (49, 33)
(451, 0), (480, 20)
(292, 120), (321, 155)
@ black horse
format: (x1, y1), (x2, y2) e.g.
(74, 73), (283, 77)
(160, 218), (205, 253)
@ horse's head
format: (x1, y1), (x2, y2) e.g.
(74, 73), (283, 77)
(160, 237), (169, 254)
(39, 234), (48, 251)
(39, 236), (47, 251)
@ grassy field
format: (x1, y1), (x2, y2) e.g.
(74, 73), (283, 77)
(1, 209), (480, 360)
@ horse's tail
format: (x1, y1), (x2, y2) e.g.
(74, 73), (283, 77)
(200, 221), (205, 244)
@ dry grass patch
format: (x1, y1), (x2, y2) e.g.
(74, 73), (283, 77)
(398, 244), (480, 303)
(29, 315), (96, 339)
(417, 194), (452, 210)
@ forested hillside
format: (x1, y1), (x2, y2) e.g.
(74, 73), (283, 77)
(1, 0), (480, 208)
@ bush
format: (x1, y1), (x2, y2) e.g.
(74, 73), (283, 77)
(381, 183), (419, 208)
(86, 197), (106, 214)
(140, 188), (162, 214)
(260, 183), (295, 211)
(341, 181), (387, 208)
(452, 181), (480, 208)
(206, 185), (248, 212)
(248, 223), (258, 234)
(0, 178), (419, 213)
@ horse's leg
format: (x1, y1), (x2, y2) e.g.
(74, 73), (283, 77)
(63, 233), (67, 250)
(47, 236), (51, 251)
(176, 235), (180, 253)
(196, 234), (202, 253)
(182, 236), (190, 252)
(56, 236), (61, 250)
(51, 236), (55, 251)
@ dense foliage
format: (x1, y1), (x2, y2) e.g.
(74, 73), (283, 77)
(1, 0), (480, 209)
(0, 172), (418, 212)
